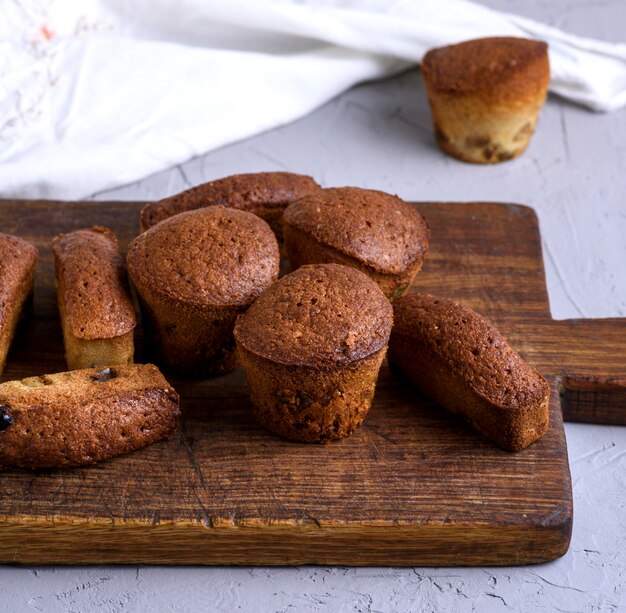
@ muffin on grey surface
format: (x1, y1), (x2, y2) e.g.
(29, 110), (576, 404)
(234, 263), (393, 443)
(421, 37), (550, 164)
(283, 187), (429, 300)
(127, 206), (279, 376)
(0, 233), (38, 376)
(388, 293), (550, 451)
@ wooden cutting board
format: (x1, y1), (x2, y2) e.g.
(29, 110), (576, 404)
(0, 200), (624, 566)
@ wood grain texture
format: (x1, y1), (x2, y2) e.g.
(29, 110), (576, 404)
(2, 198), (617, 566)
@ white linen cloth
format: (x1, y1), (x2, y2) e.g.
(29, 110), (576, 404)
(1, 0), (625, 200)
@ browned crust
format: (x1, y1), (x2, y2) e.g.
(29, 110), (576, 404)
(421, 38), (549, 165)
(233, 264), (393, 369)
(52, 227), (136, 370)
(127, 206), (279, 309)
(52, 227), (136, 340)
(128, 207), (278, 376)
(235, 264), (391, 443)
(140, 171), (321, 234)
(0, 233), (38, 376)
(238, 344), (386, 443)
(421, 37), (550, 103)
(388, 293), (550, 451)
(283, 187), (430, 275)
(284, 224), (424, 300)
(0, 364), (179, 469)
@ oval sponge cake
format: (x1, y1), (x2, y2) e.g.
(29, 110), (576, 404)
(128, 206), (279, 376)
(52, 226), (136, 370)
(0, 233), (37, 376)
(140, 171), (321, 242)
(421, 37), (550, 164)
(283, 187), (429, 300)
(0, 364), (179, 469)
(388, 293), (550, 451)
(234, 264), (393, 442)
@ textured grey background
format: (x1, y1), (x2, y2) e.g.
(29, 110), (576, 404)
(1, 0), (625, 611)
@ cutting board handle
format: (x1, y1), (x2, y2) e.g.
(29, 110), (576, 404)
(552, 318), (626, 425)
(559, 375), (626, 425)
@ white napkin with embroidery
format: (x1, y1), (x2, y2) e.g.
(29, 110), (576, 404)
(1, 0), (625, 200)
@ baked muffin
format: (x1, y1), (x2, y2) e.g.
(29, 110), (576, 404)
(52, 226), (136, 370)
(127, 206), (279, 376)
(0, 233), (38, 376)
(421, 37), (550, 163)
(283, 187), (429, 300)
(139, 171), (321, 243)
(234, 263), (393, 443)
(0, 364), (179, 469)
(388, 293), (550, 451)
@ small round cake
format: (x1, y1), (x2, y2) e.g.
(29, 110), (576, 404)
(283, 187), (429, 300)
(127, 206), (279, 376)
(421, 37), (550, 164)
(233, 263), (393, 443)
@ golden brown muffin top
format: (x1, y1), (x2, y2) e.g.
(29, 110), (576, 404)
(52, 227), (136, 340)
(283, 187), (429, 274)
(128, 206), (279, 307)
(234, 263), (393, 368)
(421, 37), (549, 95)
(140, 171), (321, 230)
(392, 293), (548, 410)
(0, 233), (38, 336)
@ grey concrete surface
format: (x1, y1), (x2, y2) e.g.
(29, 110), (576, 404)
(1, 1), (625, 611)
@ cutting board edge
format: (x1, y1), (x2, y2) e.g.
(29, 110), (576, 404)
(0, 512), (572, 566)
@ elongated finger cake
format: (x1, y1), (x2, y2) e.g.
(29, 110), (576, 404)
(0, 233), (38, 376)
(0, 364), (179, 469)
(52, 226), (136, 370)
(140, 171), (321, 244)
(388, 293), (550, 451)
